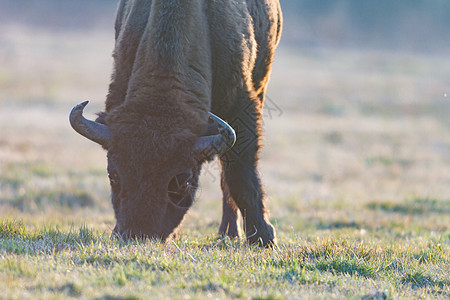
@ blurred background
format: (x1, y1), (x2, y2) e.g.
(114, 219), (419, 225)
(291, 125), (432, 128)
(1, 0), (450, 52)
(0, 1), (449, 236)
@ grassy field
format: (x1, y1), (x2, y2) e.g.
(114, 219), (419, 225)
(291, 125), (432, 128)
(0, 25), (449, 299)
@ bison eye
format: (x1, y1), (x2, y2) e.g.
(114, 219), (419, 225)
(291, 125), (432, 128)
(168, 171), (194, 206)
(168, 172), (192, 192)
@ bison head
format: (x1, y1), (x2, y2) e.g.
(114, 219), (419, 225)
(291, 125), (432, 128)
(69, 101), (235, 240)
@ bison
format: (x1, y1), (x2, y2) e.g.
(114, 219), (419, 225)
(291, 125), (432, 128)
(69, 0), (282, 247)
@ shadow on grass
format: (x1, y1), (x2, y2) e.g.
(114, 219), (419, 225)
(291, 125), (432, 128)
(315, 258), (377, 278)
(0, 219), (106, 255)
(366, 197), (450, 215)
(272, 239), (380, 282)
(95, 296), (140, 300)
(317, 220), (361, 230)
(401, 271), (450, 295)
(9, 190), (96, 211)
(27, 282), (83, 298)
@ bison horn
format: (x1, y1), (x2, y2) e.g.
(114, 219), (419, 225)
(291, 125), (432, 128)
(69, 101), (111, 147)
(193, 113), (236, 161)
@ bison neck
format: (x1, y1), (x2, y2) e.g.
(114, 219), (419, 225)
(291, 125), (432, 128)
(111, 0), (212, 132)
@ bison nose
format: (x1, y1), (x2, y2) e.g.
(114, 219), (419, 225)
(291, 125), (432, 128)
(111, 225), (121, 239)
(112, 227), (163, 241)
(111, 227), (128, 240)
(111, 226), (137, 240)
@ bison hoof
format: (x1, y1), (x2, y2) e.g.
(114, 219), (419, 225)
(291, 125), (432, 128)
(247, 223), (276, 248)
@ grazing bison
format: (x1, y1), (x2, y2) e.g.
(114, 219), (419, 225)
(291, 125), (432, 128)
(70, 0), (282, 247)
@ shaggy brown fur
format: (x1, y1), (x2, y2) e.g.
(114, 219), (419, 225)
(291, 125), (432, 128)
(97, 0), (282, 246)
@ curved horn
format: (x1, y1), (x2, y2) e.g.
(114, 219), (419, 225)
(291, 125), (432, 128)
(193, 113), (236, 161)
(69, 101), (111, 147)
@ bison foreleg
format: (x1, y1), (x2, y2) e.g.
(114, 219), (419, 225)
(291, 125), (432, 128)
(218, 172), (240, 238)
(218, 107), (276, 247)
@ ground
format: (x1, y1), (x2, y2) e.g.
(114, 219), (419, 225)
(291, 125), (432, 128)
(0, 25), (449, 299)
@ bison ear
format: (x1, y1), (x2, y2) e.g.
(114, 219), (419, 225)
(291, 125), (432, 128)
(69, 101), (112, 148)
(192, 113), (236, 161)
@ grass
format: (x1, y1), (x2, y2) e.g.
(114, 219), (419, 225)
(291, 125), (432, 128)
(0, 26), (449, 298)
(0, 219), (448, 299)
